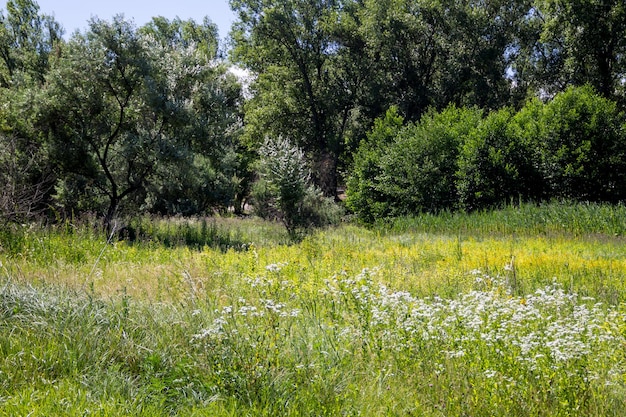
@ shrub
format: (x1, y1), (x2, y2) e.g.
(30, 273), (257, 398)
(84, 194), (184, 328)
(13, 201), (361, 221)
(252, 136), (342, 237)
(345, 106), (404, 223)
(382, 105), (482, 214)
(347, 105), (482, 221)
(537, 85), (626, 202)
(456, 107), (542, 210)
(347, 86), (626, 221)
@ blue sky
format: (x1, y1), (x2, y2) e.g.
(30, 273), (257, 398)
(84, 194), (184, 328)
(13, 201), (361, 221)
(33, 0), (236, 42)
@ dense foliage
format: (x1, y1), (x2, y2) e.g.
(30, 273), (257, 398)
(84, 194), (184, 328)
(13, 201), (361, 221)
(1, 0), (626, 230)
(1, 1), (246, 230)
(347, 86), (626, 220)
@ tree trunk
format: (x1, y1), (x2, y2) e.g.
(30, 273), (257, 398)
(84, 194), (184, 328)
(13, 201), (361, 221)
(312, 150), (339, 200)
(103, 195), (119, 238)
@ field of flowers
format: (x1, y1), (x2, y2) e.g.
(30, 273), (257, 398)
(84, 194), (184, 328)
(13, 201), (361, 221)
(1, 203), (626, 415)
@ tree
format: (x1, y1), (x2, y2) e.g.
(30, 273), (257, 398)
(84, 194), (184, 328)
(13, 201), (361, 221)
(230, 0), (353, 197)
(0, 0), (61, 224)
(514, 0), (626, 105)
(42, 16), (245, 229)
(345, 106), (405, 223)
(380, 105), (483, 215)
(43, 17), (157, 228)
(0, 132), (52, 224)
(139, 16), (248, 215)
(353, 0), (533, 120)
(139, 15), (220, 60)
(0, 0), (63, 87)
(229, 0), (537, 200)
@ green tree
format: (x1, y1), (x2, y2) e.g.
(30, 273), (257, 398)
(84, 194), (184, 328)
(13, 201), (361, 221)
(0, 0), (61, 224)
(139, 15), (220, 60)
(139, 17), (247, 215)
(43, 16), (243, 228)
(515, 0), (626, 105)
(229, 0), (536, 200)
(44, 17), (157, 228)
(355, 0), (533, 120)
(0, 132), (52, 223)
(380, 106), (482, 215)
(0, 0), (62, 87)
(230, 0), (356, 197)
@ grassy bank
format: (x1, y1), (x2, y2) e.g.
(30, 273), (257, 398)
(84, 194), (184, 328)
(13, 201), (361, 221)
(2, 203), (626, 415)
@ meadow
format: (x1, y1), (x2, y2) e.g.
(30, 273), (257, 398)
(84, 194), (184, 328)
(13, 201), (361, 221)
(2, 202), (626, 416)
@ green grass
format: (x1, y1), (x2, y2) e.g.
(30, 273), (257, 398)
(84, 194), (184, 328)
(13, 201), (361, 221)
(2, 202), (626, 415)
(380, 200), (626, 237)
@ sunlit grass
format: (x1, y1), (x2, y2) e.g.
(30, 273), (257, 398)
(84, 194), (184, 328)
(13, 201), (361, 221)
(2, 202), (626, 415)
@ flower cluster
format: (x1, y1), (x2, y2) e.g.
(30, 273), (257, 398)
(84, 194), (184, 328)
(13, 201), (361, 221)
(193, 264), (626, 386)
(324, 268), (625, 377)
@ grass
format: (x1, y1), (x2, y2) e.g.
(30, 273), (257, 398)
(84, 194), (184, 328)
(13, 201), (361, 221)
(1, 202), (626, 415)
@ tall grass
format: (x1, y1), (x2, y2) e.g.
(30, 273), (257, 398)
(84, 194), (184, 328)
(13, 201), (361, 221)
(2, 269), (625, 415)
(126, 216), (291, 250)
(382, 201), (626, 237)
(2, 202), (626, 415)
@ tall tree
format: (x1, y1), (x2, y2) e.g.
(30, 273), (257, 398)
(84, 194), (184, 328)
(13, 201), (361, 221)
(41, 16), (235, 228)
(0, 0), (62, 87)
(0, 0), (62, 224)
(140, 16), (248, 215)
(356, 0), (533, 119)
(514, 0), (626, 105)
(230, 0), (352, 197)
(44, 17), (157, 228)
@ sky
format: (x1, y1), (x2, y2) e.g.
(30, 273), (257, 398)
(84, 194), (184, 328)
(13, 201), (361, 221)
(33, 0), (237, 43)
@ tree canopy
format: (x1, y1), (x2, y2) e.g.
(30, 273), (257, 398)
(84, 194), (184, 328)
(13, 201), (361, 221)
(1, 0), (626, 230)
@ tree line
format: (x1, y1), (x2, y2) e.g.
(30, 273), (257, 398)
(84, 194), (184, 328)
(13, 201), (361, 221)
(347, 86), (626, 222)
(1, 0), (625, 231)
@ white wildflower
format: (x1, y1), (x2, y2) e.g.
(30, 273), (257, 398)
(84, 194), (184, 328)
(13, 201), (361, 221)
(265, 262), (288, 272)
(484, 369), (497, 378)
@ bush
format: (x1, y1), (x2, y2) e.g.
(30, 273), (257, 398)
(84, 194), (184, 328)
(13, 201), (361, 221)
(456, 107), (542, 210)
(537, 85), (626, 202)
(252, 136), (342, 237)
(345, 107), (404, 223)
(347, 86), (626, 222)
(382, 105), (482, 214)
(346, 105), (482, 221)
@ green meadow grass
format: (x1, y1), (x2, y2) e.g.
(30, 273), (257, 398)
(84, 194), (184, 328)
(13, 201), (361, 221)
(2, 203), (626, 415)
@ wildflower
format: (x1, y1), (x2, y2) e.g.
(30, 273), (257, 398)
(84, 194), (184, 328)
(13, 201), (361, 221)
(484, 369), (497, 378)
(261, 298), (286, 314)
(238, 305), (260, 317)
(445, 350), (466, 358)
(265, 262), (288, 272)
